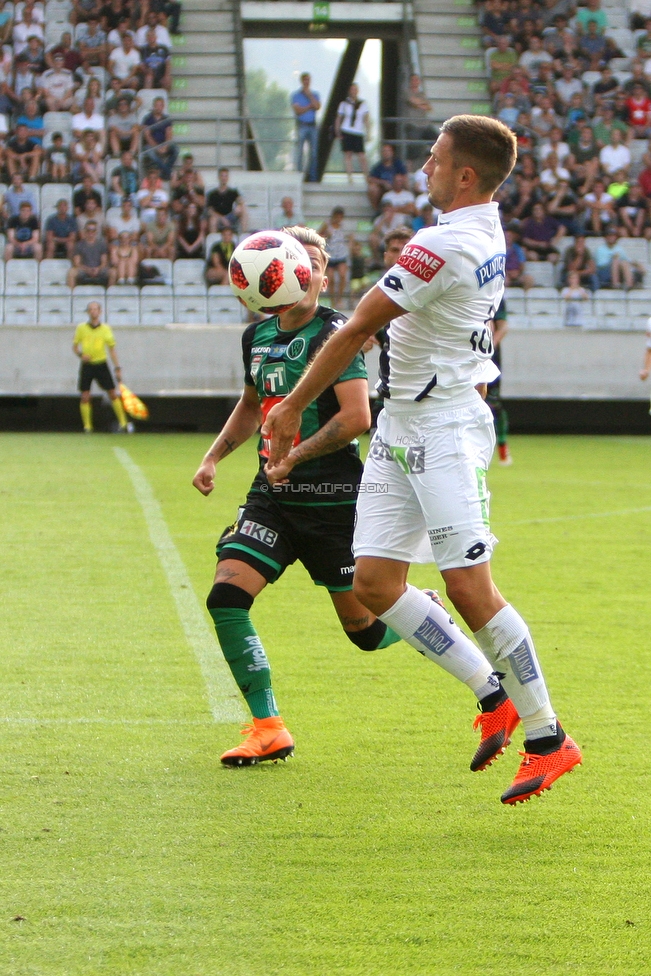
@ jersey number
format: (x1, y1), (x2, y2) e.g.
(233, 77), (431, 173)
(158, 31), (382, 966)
(469, 328), (494, 356)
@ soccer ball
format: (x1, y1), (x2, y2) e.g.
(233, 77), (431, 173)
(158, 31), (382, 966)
(228, 231), (312, 314)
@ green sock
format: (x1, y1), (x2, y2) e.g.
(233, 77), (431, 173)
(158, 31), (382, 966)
(208, 607), (279, 718)
(377, 625), (401, 648)
(496, 407), (509, 446)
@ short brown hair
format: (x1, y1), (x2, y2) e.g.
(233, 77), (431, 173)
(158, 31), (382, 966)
(384, 226), (412, 249)
(440, 115), (517, 194)
(282, 225), (328, 262)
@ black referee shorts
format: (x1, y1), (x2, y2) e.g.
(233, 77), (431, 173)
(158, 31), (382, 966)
(216, 488), (357, 592)
(78, 361), (116, 393)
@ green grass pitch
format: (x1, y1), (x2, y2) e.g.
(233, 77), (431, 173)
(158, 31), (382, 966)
(1, 431), (650, 975)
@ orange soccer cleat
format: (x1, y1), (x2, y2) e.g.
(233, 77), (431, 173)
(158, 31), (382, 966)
(220, 716), (295, 767)
(501, 729), (582, 804)
(470, 696), (520, 772)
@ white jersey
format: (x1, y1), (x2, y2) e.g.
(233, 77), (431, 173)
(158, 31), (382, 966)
(376, 201), (506, 403)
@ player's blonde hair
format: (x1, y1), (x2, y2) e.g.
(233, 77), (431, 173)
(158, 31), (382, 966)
(440, 115), (517, 194)
(282, 225), (329, 263)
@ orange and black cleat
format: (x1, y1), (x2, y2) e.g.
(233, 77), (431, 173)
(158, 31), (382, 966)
(501, 728), (582, 804)
(220, 716), (295, 767)
(471, 697), (520, 772)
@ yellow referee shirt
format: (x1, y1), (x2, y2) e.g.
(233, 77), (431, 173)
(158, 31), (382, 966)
(73, 322), (115, 364)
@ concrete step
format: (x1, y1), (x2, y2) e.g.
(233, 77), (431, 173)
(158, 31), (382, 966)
(172, 119), (219, 142)
(415, 12), (479, 33)
(171, 54), (239, 80)
(427, 98), (492, 120)
(304, 184), (374, 221)
(179, 10), (237, 31)
(183, 0), (233, 13)
(168, 96), (239, 117)
(425, 78), (489, 98)
(171, 75), (239, 97)
(418, 34), (482, 55)
(171, 32), (236, 54)
(420, 54), (486, 77)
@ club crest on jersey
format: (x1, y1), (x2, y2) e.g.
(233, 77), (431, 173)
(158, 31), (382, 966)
(474, 253), (506, 289)
(398, 243), (445, 282)
(286, 336), (306, 360)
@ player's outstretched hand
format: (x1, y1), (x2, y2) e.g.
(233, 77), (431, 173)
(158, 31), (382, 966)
(192, 460), (216, 496)
(261, 399), (301, 467)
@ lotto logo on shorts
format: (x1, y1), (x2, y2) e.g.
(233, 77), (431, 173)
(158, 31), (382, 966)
(398, 244), (445, 282)
(414, 615), (455, 657)
(508, 638), (539, 685)
(240, 520), (278, 548)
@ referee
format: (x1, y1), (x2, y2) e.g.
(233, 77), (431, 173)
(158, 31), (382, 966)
(72, 301), (130, 433)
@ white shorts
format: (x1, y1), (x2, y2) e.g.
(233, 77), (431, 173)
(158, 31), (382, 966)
(354, 395), (497, 571)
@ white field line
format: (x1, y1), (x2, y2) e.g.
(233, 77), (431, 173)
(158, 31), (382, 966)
(504, 506), (651, 527)
(0, 717), (214, 726)
(114, 447), (244, 725)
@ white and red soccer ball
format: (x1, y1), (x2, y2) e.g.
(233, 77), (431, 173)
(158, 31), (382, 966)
(228, 231), (312, 314)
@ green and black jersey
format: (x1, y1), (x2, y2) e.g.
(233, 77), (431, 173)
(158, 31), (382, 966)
(241, 305), (367, 505)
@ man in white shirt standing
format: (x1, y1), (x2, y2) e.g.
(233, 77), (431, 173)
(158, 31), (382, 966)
(264, 114), (582, 806)
(599, 128), (632, 178)
(335, 82), (370, 183)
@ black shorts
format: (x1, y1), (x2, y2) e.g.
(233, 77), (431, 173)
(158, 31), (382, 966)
(78, 361), (116, 393)
(217, 489), (357, 591)
(341, 133), (364, 154)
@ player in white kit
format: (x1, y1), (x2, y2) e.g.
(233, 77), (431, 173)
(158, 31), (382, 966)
(264, 116), (581, 804)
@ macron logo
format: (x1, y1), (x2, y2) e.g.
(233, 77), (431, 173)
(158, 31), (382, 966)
(398, 243), (445, 282)
(474, 253), (506, 289)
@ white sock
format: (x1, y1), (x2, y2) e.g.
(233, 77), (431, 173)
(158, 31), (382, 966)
(474, 604), (557, 737)
(380, 585), (497, 695)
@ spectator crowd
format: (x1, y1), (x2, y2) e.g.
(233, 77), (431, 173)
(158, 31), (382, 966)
(480, 0), (651, 291)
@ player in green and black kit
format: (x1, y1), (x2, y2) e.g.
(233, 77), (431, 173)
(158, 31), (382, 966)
(192, 226), (401, 766)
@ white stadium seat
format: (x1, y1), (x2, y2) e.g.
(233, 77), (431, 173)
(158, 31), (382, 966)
(523, 262), (555, 288)
(140, 259), (173, 285)
(594, 290), (628, 328)
(208, 292), (245, 323)
(173, 259), (206, 294)
(107, 295), (140, 326)
(39, 260), (71, 294)
(5, 295), (37, 325)
(72, 289), (106, 323)
(6, 259), (38, 294)
(38, 295), (72, 326)
(140, 293), (173, 324)
(526, 287), (563, 324)
(173, 295), (208, 322)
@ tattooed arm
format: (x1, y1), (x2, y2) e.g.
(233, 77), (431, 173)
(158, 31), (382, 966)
(265, 378), (370, 485)
(192, 384), (262, 496)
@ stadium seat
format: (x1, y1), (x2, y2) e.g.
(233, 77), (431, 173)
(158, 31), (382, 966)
(43, 112), (73, 140)
(39, 260), (71, 294)
(556, 236), (574, 258)
(138, 89), (168, 118)
(4, 296), (37, 326)
(44, 21), (70, 48)
(626, 290), (651, 329)
(205, 233), (222, 256)
(41, 183), (73, 224)
(23, 184), (40, 215)
(594, 290), (628, 328)
(173, 259), (206, 294)
(6, 259), (38, 294)
(526, 288), (563, 324)
(0, 261), (5, 294)
(506, 313), (530, 330)
(173, 295), (208, 323)
(523, 262), (555, 288)
(72, 289), (106, 323)
(140, 293), (173, 324)
(45, 0), (73, 16)
(38, 295), (72, 326)
(208, 292), (245, 323)
(504, 287), (526, 315)
(107, 293), (140, 326)
(617, 238), (648, 264)
(605, 28), (636, 57)
(141, 258), (173, 285)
